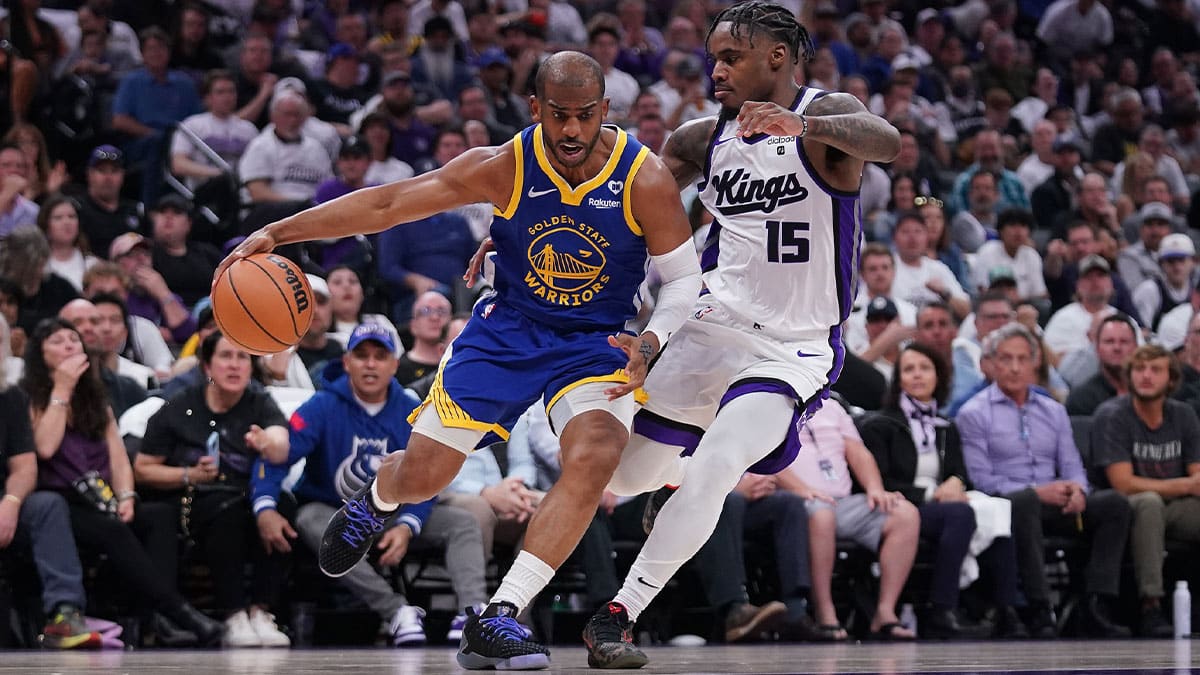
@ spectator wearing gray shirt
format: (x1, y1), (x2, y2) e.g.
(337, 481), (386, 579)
(1093, 345), (1200, 637)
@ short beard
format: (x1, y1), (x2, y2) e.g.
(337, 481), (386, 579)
(1132, 387), (1167, 403)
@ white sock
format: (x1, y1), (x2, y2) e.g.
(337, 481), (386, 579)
(615, 393), (794, 624)
(613, 565), (666, 622)
(490, 550), (556, 612)
(370, 478), (399, 512)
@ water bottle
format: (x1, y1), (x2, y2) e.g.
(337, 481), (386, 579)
(1174, 581), (1191, 638)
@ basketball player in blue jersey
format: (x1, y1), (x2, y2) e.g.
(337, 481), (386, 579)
(572, 2), (902, 667)
(215, 51), (701, 670)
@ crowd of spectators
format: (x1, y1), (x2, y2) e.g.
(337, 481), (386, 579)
(1, 0), (1200, 652)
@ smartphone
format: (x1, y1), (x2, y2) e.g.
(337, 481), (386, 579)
(206, 431), (220, 471)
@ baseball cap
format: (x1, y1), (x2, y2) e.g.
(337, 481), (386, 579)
(1078, 254), (1111, 276)
(1139, 201), (1174, 225)
(866, 296), (899, 321)
(987, 266), (1017, 286)
(1052, 136), (1084, 154)
(891, 53), (920, 73)
(916, 8), (941, 24)
(305, 273), (330, 300)
(327, 42), (357, 62)
(382, 70), (413, 86)
(675, 54), (704, 79)
(475, 46), (511, 70)
(152, 193), (192, 213)
(339, 135), (370, 158)
(88, 144), (124, 169)
(815, 2), (840, 17)
(273, 76), (307, 98)
(109, 232), (150, 259)
(347, 322), (397, 354)
(1159, 233), (1196, 260)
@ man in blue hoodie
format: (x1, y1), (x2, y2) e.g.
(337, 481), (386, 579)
(251, 323), (489, 645)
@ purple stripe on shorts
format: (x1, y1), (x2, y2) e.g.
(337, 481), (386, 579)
(632, 414), (702, 456)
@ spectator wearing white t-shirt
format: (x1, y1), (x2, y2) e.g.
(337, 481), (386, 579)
(170, 70), (259, 191)
(890, 212), (971, 319)
(971, 209), (1048, 305)
(238, 91), (334, 205)
(588, 24), (639, 125)
(845, 242), (918, 356)
(1043, 254), (1118, 359)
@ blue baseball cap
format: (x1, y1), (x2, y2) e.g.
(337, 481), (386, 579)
(347, 323), (397, 354)
(475, 47), (511, 70)
(327, 42), (358, 63)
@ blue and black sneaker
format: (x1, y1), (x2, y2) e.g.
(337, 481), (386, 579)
(457, 602), (550, 670)
(319, 480), (395, 577)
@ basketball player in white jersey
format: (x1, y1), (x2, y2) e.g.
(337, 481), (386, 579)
(578, 2), (901, 667)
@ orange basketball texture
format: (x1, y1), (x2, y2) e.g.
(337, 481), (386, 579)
(211, 253), (314, 355)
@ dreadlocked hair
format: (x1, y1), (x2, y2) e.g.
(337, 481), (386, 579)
(705, 1), (816, 64)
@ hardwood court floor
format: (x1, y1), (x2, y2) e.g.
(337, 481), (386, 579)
(0, 640), (1196, 674)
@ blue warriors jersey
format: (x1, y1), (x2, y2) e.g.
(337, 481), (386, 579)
(488, 124), (652, 332)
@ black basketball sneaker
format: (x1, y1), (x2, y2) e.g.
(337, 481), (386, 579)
(318, 480), (394, 577)
(457, 602), (550, 670)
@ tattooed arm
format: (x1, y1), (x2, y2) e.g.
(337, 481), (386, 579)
(801, 92), (901, 163)
(661, 117), (719, 190)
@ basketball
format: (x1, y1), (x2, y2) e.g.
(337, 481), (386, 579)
(211, 253), (314, 355)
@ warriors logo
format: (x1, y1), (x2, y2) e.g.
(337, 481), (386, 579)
(524, 216), (611, 306)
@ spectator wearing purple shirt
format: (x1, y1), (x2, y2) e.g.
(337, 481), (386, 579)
(957, 322), (1132, 639)
(108, 233), (196, 345)
(375, 210), (476, 325)
(378, 71), (437, 168)
(0, 144), (39, 239)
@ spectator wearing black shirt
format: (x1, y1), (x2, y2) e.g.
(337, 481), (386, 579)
(1091, 89), (1145, 177)
(169, 2), (226, 89)
(0, 226), (77, 336)
(311, 43), (371, 132)
(396, 290), (451, 386)
(134, 331), (292, 647)
(1065, 314), (1138, 415)
(74, 145), (144, 262)
(148, 194), (221, 310)
(296, 274), (343, 386)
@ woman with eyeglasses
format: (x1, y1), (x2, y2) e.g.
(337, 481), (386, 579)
(22, 318), (224, 646)
(916, 194), (971, 292)
(859, 342), (1026, 639)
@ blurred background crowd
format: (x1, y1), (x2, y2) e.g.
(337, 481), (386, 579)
(1, 0), (1200, 653)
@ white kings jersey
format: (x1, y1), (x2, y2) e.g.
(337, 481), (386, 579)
(696, 86), (861, 339)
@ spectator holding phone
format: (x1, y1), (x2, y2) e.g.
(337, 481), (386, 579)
(134, 331), (292, 647)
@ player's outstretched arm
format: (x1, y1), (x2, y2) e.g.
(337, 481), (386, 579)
(215, 144), (512, 283)
(604, 153), (703, 401)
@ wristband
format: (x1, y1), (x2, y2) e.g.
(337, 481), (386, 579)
(117, 490), (138, 502)
(797, 114), (808, 139)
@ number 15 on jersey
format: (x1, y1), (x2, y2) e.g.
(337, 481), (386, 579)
(765, 220), (810, 263)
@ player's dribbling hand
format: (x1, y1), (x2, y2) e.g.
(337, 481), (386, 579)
(213, 228), (278, 290)
(736, 101), (804, 138)
(605, 332), (660, 400)
(464, 237), (495, 288)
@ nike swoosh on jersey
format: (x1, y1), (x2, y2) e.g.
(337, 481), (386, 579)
(636, 576), (661, 589)
(527, 186), (557, 198)
(796, 349), (822, 358)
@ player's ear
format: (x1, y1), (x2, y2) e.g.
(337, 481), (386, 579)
(601, 97), (610, 120)
(770, 43), (788, 70)
(530, 95), (541, 123)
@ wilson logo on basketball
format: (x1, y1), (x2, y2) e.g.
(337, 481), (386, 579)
(267, 254), (310, 313)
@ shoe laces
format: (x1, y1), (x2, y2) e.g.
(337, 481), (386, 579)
(340, 496), (387, 547)
(589, 604), (631, 644)
(479, 614), (530, 644)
